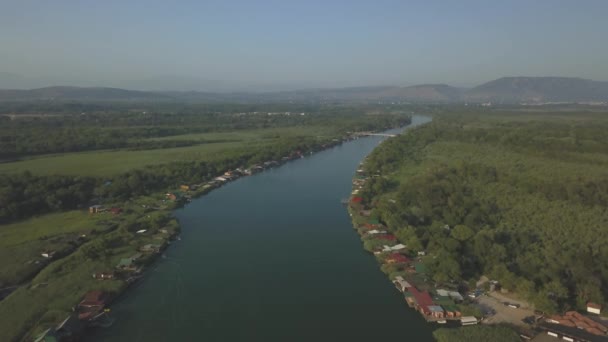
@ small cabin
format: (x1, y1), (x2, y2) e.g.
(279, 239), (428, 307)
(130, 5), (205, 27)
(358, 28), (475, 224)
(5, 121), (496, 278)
(89, 205), (104, 214)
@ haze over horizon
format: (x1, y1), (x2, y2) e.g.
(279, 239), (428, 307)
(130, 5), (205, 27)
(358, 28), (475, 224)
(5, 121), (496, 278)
(1, 0), (607, 91)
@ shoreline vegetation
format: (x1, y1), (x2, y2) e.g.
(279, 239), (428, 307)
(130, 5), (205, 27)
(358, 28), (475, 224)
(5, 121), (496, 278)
(0, 107), (411, 342)
(347, 111), (608, 342)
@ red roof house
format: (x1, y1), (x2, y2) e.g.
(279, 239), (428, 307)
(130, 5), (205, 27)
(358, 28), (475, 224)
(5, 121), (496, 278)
(78, 291), (107, 309)
(351, 197), (363, 203)
(376, 234), (397, 241)
(385, 253), (410, 264)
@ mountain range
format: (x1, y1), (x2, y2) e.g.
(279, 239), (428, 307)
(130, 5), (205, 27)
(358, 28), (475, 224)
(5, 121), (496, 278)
(0, 77), (607, 104)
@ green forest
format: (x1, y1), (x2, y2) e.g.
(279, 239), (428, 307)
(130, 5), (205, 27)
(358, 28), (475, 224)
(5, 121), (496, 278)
(359, 112), (608, 314)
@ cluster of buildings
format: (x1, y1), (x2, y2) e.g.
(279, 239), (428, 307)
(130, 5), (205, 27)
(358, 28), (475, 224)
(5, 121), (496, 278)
(35, 291), (111, 342)
(541, 307), (608, 341)
(350, 163), (608, 341)
(165, 151), (313, 202)
(350, 167), (476, 326)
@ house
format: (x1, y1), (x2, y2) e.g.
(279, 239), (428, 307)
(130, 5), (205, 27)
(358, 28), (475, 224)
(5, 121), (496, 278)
(427, 305), (445, 318)
(408, 287), (436, 317)
(381, 244), (406, 252)
(393, 276), (412, 292)
(166, 193), (178, 201)
(110, 207), (122, 215)
(436, 289), (464, 302)
(88, 205), (104, 214)
(78, 291), (108, 320)
(180, 184), (191, 191)
(376, 234), (397, 241)
(78, 290), (107, 309)
(92, 272), (115, 280)
(41, 250), (56, 259)
(442, 304), (462, 318)
(385, 253), (410, 264)
(351, 197), (363, 204)
(116, 254), (141, 271)
(587, 302), (602, 315)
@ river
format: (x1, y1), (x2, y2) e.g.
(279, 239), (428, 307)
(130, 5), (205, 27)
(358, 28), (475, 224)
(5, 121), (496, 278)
(90, 115), (434, 342)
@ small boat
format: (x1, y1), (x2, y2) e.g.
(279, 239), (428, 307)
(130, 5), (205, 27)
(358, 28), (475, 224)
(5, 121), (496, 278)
(437, 320), (447, 324)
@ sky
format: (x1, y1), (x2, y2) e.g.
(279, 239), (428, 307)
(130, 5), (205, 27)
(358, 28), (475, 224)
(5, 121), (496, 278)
(1, 0), (607, 91)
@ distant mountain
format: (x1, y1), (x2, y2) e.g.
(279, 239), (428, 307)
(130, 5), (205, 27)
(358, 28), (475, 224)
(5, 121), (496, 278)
(465, 77), (608, 104)
(0, 77), (606, 104)
(0, 86), (172, 101)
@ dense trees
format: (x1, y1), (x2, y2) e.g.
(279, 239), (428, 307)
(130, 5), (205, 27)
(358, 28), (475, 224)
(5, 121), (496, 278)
(362, 113), (608, 313)
(0, 107), (410, 223)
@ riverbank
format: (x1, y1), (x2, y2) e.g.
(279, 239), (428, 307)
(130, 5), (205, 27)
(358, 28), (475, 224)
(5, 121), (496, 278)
(346, 117), (484, 329)
(4, 119), (411, 342)
(86, 117), (436, 342)
(346, 112), (608, 342)
(347, 169), (481, 326)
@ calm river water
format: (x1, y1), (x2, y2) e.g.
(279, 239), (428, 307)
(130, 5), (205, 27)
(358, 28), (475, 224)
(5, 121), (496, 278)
(90, 115), (434, 342)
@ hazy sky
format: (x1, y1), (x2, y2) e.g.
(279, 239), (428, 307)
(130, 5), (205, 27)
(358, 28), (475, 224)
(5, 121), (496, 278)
(1, 0), (607, 90)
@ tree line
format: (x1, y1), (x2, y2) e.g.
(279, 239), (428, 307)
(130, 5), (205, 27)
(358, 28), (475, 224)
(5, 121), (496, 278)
(360, 113), (608, 313)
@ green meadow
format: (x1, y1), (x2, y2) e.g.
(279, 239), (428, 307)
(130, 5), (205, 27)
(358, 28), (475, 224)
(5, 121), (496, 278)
(0, 126), (334, 176)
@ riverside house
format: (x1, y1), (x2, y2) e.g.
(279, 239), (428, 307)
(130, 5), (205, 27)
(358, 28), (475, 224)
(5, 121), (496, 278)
(77, 291), (109, 321)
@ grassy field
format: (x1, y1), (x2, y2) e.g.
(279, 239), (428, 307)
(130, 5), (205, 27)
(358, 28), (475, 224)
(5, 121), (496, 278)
(0, 211), (104, 287)
(148, 125), (333, 141)
(0, 196), (180, 342)
(0, 141), (247, 176)
(0, 126), (334, 176)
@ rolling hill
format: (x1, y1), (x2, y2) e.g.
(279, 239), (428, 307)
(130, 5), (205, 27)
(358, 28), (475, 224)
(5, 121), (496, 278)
(0, 77), (606, 104)
(466, 77), (608, 104)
